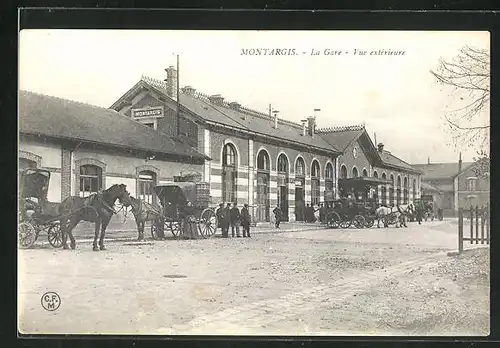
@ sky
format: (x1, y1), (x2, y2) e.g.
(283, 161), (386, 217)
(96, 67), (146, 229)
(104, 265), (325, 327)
(19, 30), (490, 163)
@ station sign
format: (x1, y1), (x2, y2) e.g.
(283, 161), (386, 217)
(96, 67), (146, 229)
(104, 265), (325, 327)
(132, 106), (164, 118)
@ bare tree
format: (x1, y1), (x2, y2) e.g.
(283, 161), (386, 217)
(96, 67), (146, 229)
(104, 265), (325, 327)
(430, 45), (490, 177)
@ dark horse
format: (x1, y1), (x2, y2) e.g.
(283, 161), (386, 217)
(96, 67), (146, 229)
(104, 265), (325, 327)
(123, 196), (163, 241)
(59, 184), (130, 251)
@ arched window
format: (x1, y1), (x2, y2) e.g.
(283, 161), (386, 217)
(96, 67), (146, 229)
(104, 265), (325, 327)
(373, 170), (379, 178)
(389, 174), (395, 206)
(352, 167), (359, 178)
(311, 160), (320, 205)
(277, 154), (288, 173)
(222, 144), (237, 203)
(381, 172), (387, 206)
(222, 143), (236, 166)
(295, 157), (305, 177)
(340, 165), (348, 179)
(325, 162), (334, 199)
(138, 170), (156, 204)
(403, 177), (408, 204)
(362, 168), (368, 177)
(396, 175), (402, 204)
(80, 165), (102, 197)
(257, 150), (270, 171)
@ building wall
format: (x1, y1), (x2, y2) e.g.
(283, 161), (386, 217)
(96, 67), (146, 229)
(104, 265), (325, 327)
(208, 129), (336, 222)
(338, 139), (371, 179)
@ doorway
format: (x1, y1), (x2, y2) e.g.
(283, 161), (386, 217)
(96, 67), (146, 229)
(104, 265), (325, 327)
(278, 185), (289, 222)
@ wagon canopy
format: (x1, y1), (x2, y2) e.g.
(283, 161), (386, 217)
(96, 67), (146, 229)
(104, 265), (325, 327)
(19, 169), (51, 200)
(154, 182), (197, 206)
(339, 177), (393, 191)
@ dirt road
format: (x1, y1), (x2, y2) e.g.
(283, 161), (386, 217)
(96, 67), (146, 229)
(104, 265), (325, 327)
(18, 222), (490, 336)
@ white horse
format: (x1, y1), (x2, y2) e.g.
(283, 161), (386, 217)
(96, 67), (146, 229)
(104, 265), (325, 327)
(375, 204), (413, 228)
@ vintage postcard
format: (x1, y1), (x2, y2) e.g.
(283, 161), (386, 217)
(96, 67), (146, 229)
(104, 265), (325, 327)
(18, 29), (490, 336)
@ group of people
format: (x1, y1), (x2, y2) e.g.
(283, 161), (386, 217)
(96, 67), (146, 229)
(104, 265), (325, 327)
(216, 202), (251, 238)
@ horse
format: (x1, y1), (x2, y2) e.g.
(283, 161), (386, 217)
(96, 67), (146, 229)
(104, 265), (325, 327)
(122, 196), (164, 241)
(59, 184), (130, 251)
(375, 204), (413, 228)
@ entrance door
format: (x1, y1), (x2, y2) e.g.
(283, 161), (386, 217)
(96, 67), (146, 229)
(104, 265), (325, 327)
(278, 185), (289, 222)
(295, 185), (304, 221)
(256, 173), (269, 222)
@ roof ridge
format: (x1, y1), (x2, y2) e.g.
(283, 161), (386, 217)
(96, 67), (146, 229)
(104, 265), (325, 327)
(316, 124), (365, 133)
(20, 89), (114, 112)
(140, 75), (304, 130)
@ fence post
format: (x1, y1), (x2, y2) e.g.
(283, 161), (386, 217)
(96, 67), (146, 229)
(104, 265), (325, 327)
(470, 206), (474, 244)
(480, 206), (485, 244)
(458, 208), (463, 254)
(486, 207), (490, 244)
(475, 205), (479, 244)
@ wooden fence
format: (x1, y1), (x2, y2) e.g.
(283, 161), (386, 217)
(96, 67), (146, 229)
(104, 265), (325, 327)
(458, 205), (490, 253)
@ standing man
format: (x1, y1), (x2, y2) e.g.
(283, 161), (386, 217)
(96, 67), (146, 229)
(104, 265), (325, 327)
(230, 202), (241, 238)
(273, 204), (282, 229)
(241, 203), (251, 237)
(216, 203), (229, 238)
(224, 203), (232, 237)
(319, 203), (325, 224)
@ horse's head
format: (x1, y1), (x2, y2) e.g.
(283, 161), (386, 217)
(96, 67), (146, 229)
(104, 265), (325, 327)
(106, 184), (131, 207)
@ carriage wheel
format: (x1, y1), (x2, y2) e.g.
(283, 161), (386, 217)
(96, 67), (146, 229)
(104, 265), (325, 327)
(151, 220), (164, 240)
(169, 221), (182, 238)
(364, 216), (375, 228)
(18, 221), (37, 249)
(339, 218), (351, 229)
(198, 208), (218, 238)
(326, 212), (341, 229)
(47, 222), (63, 248)
(353, 215), (366, 229)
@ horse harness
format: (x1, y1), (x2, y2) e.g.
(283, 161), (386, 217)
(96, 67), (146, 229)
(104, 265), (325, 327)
(84, 191), (117, 215)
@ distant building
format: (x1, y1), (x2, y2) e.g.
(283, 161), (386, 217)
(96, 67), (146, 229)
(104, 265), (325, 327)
(412, 156), (490, 216)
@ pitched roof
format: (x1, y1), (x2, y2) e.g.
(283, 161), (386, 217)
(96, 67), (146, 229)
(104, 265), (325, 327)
(380, 150), (422, 174)
(316, 126), (365, 152)
(116, 77), (340, 154)
(317, 127), (421, 174)
(19, 90), (207, 161)
(421, 181), (443, 192)
(412, 162), (473, 180)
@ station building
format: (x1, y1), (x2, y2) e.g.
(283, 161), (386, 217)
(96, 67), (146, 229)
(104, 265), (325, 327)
(19, 90), (207, 205)
(109, 67), (422, 222)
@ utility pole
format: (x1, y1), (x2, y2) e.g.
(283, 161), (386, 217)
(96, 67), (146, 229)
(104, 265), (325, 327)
(176, 54), (180, 137)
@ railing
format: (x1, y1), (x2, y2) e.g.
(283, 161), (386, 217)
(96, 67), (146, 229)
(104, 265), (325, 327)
(458, 205), (490, 253)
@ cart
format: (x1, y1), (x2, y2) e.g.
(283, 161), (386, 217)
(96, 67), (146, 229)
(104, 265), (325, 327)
(325, 177), (391, 229)
(18, 169), (64, 249)
(150, 182), (218, 239)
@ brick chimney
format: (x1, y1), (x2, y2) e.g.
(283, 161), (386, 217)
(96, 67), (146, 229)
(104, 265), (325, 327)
(273, 110), (279, 129)
(428, 157), (430, 165)
(377, 143), (384, 153)
(208, 94), (224, 105)
(228, 101), (241, 110)
(181, 85), (196, 95)
(307, 116), (315, 137)
(459, 152), (462, 172)
(164, 66), (178, 100)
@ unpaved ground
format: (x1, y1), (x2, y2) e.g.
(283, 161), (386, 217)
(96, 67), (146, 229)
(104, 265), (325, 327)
(18, 223), (489, 336)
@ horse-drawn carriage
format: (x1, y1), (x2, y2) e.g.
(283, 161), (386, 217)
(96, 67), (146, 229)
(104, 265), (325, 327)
(149, 182), (218, 239)
(324, 199), (377, 229)
(18, 168), (63, 249)
(324, 177), (390, 229)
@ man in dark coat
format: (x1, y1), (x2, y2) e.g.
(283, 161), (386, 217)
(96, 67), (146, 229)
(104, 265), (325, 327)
(241, 203), (251, 237)
(319, 203), (325, 223)
(216, 203), (229, 238)
(230, 202), (241, 238)
(273, 204), (283, 228)
(224, 203), (232, 236)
